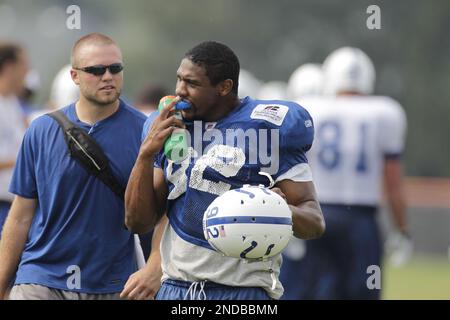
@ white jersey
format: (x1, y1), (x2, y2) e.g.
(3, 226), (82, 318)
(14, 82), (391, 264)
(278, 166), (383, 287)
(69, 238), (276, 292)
(0, 96), (27, 201)
(300, 95), (407, 206)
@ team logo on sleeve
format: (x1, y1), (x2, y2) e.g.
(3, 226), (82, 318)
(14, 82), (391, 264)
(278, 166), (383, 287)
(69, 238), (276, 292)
(250, 104), (289, 126)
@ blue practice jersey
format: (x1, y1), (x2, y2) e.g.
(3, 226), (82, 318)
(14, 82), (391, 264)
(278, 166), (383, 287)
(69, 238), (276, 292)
(9, 100), (146, 293)
(143, 97), (314, 250)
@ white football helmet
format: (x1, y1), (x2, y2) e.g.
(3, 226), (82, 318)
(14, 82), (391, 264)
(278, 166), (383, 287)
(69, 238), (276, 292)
(287, 63), (323, 101)
(322, 47), (375, 95)
(50, 64), (79, 107)
(203, 184), (293, 261)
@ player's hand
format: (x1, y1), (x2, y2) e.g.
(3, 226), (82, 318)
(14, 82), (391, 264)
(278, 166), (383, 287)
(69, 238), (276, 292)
(119, 262), (162, 300)
(139, 96), (185, 159)
(385, 230), (413, 267)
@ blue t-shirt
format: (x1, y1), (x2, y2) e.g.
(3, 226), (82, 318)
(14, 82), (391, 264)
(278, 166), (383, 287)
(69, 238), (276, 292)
(142, 97), (314, 250)
(9, 100), (146, 294)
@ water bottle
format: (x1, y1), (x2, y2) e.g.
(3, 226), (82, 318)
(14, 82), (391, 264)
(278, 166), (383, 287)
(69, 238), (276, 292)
(158, 96), (190, 162)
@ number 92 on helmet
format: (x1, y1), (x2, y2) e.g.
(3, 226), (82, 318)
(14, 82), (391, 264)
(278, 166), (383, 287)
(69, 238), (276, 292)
(202, 185), (293, 261)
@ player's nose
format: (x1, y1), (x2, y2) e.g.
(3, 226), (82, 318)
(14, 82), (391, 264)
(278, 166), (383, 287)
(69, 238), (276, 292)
(175, 81), (187, 97)
(101, 69), (114, 81)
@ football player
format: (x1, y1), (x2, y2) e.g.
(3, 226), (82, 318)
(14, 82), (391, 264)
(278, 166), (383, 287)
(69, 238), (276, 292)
(283, 47), (409, 300)
(123, 41), (325, 300)
(287, 63), (323, 102)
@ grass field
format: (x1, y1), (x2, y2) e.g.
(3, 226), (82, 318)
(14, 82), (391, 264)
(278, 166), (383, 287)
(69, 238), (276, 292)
(383, 254), (450, 299)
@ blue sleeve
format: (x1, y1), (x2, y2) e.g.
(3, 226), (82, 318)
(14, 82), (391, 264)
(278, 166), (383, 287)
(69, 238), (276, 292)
(282, 103), (314, 153)
(8, 127), (37, 198)
(273, 103), (314, 180)
(141, 111), (165, 169)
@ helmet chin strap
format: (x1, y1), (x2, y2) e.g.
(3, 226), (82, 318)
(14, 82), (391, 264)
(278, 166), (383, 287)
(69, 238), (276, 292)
(258, 171), (275, 189)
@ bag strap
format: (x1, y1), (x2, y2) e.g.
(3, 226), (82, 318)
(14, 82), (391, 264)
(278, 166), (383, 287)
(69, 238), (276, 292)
(48, 110), (125, 200)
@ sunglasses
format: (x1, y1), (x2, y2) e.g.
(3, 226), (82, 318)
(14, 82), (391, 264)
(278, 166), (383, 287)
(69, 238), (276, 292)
(74, 63), (124, 76)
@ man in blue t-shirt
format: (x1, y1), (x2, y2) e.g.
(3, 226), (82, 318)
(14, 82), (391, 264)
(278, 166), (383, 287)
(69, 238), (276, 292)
(123, 41), (326, 300)
(0, 33), (146, 300)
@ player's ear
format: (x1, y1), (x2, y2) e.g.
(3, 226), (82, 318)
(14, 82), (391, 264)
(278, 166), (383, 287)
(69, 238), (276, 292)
(70, 68), (80, 85)
(217, 79), (233, 96)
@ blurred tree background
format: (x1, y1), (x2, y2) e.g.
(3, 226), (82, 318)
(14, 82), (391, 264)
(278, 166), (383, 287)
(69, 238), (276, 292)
(1, 0), (449, 177)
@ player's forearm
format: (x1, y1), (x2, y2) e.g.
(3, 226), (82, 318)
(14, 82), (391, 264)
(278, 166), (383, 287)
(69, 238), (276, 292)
(125, 154), (161, 234)
(384, 160), (408, 233)
(141, 216), (167, 278)
(132, 217), (166, 298)
(145, 246), (162, 279)
(387, 188), (408, 233)
(150, 215), (167, 254)
(0, 213), (33, 298)
(291, 200), (325, 240)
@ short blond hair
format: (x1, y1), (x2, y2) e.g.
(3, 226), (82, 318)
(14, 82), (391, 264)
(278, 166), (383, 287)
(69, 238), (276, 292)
(71, 33), (117, 67)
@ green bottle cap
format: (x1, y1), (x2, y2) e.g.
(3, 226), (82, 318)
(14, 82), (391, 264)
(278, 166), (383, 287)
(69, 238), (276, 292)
(158, 96), (189, 162)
